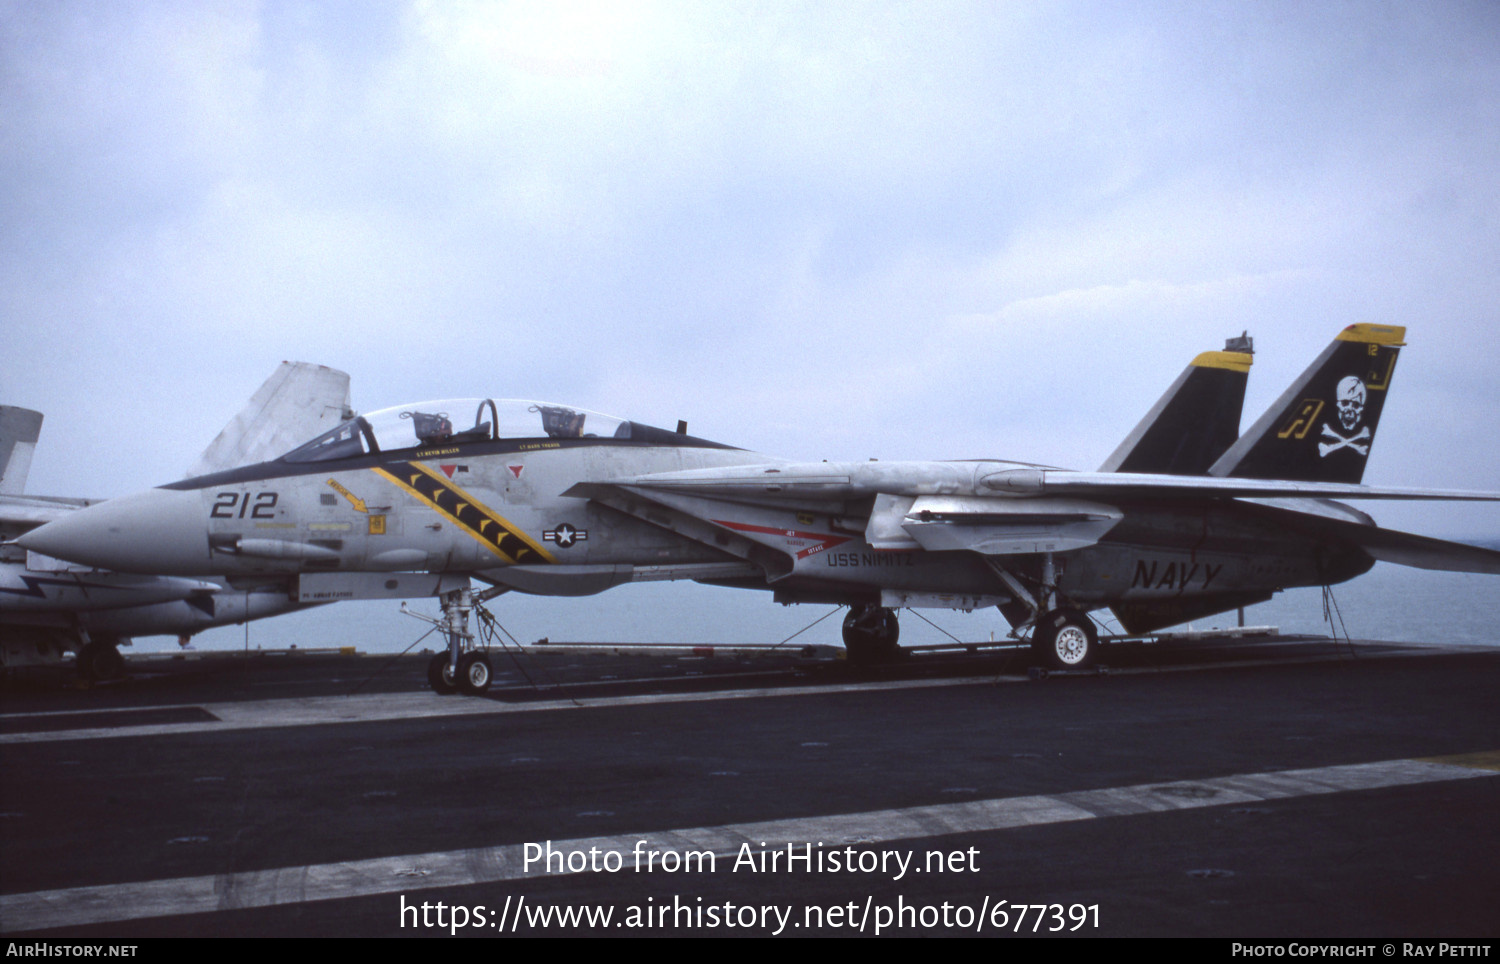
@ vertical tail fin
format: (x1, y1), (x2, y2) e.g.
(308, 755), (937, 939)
(1098, 334), (1252, 475)
(1208, 324), (1404, 483)
(0, 406), (44, 495)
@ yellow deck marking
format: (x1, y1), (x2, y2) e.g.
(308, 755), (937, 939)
(1420, 750), (1500, 772)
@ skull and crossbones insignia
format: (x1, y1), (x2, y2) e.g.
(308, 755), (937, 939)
(1317, 376), (1370, 457)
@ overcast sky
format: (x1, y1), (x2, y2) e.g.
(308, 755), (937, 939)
(5, 1), (1499, 538)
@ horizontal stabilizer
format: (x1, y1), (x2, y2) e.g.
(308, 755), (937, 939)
(1253, 504), (1500, 575)
(1363, 532), (1500, 574)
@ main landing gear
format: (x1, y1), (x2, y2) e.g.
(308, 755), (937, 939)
(989, 552), (1100, 671)
(842, 604), (903, 665)
(76, 639), (126, 682)
(418, 587), (493, 696)
(1030, 608), (1098, 671)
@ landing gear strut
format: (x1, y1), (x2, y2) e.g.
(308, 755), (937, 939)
(842, 604), (902, 664)
(416, 587), (492, 696)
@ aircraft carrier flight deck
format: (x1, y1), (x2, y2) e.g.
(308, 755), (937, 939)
(2, 633), (1497, 939)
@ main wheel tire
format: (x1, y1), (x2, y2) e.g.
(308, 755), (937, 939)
(428, 653), (458, 695)
(77, 641), (126, 682)
(1032, 609), (1097, 671)
(457, 652), (493, 695)
(842, 605), (902, 664)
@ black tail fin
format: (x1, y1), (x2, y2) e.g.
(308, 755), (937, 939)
(1208, 324), (1404, 483)
(1098, 334), (1252, 475)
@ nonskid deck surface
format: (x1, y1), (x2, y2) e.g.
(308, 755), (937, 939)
(0, 632), (1442, 713)
(2, 635), (1497, 938)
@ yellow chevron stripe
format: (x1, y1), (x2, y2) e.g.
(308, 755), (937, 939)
(370, 464), (555, 565)
(403, 463), (556, 561)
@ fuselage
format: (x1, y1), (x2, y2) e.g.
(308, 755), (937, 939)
(16, 398), (1377, 633)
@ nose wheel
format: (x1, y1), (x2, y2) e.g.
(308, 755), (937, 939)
(411, 587), (495, 695)
(427, 652), (458, 694)
(457, 651), (492, 694)
(428, 650), (493, 695)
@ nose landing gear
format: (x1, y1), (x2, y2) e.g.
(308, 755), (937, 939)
(411, 586), (494, 696)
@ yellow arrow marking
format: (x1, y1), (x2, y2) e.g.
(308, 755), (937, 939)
(325, 478), (368, 513)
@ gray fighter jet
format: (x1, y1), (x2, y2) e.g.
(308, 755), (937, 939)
(1, 363), (355, 678)
(18, 326), (1500, 693)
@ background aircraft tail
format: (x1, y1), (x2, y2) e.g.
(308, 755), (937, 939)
(0, 406), (44, 495)
(1098, 333), (1252, 475)
(1208, 324), (1404, 483)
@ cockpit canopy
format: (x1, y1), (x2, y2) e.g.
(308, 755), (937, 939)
(281, 398), (638, 463)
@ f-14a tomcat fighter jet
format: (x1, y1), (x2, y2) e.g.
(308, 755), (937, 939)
(17, 325), (1500, 693)
(1, 363), (356, 678)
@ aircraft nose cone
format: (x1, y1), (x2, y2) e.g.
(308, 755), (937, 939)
(16, 487), (210, 574)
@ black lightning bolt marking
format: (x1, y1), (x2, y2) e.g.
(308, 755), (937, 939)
(371, 463), (554, 565)
(0, 575), (146, 599)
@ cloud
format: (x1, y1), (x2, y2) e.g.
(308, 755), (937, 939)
(0, 0), (1495, 549)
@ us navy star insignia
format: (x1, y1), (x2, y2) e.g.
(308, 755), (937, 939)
(543, 523), (587, 548)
